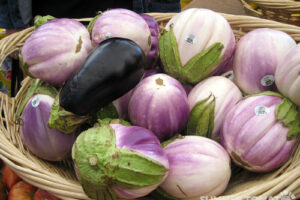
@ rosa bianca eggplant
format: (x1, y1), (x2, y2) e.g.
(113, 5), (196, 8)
(275, 44), (300, 106)
(21, 18), (92, 86)
(16, 79), (58, 121)
(128, 73), (189, 141)
(233, 28), (296, 94)
(159, 8), (235, 84)
(220, 93), (299, 172)
(90, 8), (151, 55)
(96, 69), (159, 122)
(140, 14), (160, 69)
(187, 76), (242, 140)
(20, 94), (78, 161)
(72, 123), (169, 200)
(160, 136), (231, 199)
(112, 69), (159, 120)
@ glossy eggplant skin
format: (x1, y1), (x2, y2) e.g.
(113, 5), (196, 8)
(59, 38), (146, 116)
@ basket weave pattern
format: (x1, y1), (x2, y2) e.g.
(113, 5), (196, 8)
(240, 0), (300, 26)
(0, 13), (299, 200)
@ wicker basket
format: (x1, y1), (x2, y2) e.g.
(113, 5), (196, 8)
(0, 13), (299, 200)
(240, 0), (300, 26)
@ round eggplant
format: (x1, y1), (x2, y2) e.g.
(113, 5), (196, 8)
(59, 38), (146, 116)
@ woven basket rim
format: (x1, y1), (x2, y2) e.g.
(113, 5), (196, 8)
(0, 12), (299, 200)
(240, 0), (300, 26)
(241, 0), (300, 10)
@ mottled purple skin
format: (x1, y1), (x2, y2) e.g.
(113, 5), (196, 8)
(220, 95), (296, 172)
(218, 53), (234, 74)
(188, 76), (242, 139)
(233, 28), (296, 94)
(20, 95), (78, 161)
(112, 90), (133, 120)
(165, 8), (235, 75)
(112, 69), (159, 119)
(92, 8), (151, 55)
(110, 124), (169, 199)
(128, 73), (189, 141)
(140, 14), (160, 69)
(21, 18), (92, 86)
(160, 136), (231, 199)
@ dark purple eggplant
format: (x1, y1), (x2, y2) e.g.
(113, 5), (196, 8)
(59, 37), (146, 116)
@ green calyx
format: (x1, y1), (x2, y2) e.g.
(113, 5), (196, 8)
(275, 97), (300, 140)
(158, 26), (224, 85)
(87, 103), (119, 127)
(250, 91), (300, 140)
(48, 94), (89, 134)
(87, 12), (102, 34)
(250, 91), (283, 98)
(186, 94), (216, 139)
(34, 15), (55, 29)
(19, 55), (35, 79)
(98, 118), (131, 127)
(97, 103), (119, 120)
(16, 79), (58, 122)
(72, 123), (168, 200)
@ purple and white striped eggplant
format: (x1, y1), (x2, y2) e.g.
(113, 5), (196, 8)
(72, 123), (169, 200)
(140, 14), (160, 69)
(187, 76), (242, 140)
(20, 94), (78, 161)
(112, 69), (159, 120)
(275, 44), (300, 106)
(160, 136), (231, 199)
(233, 28), (296, 94)
(89, 8), (151, 55)
(128, 73), (189, 141)
(21, 18), (92, 86)
(159, 8), (235, 84)
(220, 92), (299, 172)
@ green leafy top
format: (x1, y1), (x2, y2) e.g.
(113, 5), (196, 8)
(186, 93), (216, 139)
(87, 12), (102, 34)
(34, 15), (56, 29)
(275, 97), (300, 140)
(48, 94), (89, 134)
(159, 26), (224, 85)
(19, 55), (35, 79)
(72, 123), (169, 200)
(16, 79), (58, 122)
(87, 103), (119, 127)
(250, 91), (283, 98)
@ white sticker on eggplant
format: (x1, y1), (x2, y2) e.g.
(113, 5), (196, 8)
(261, 75), (274, 87)
(185, 34), (196, 44)
(31, 96), (40, 108)
(105, 32), (113, 39)
(255, 106), (270, 116)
